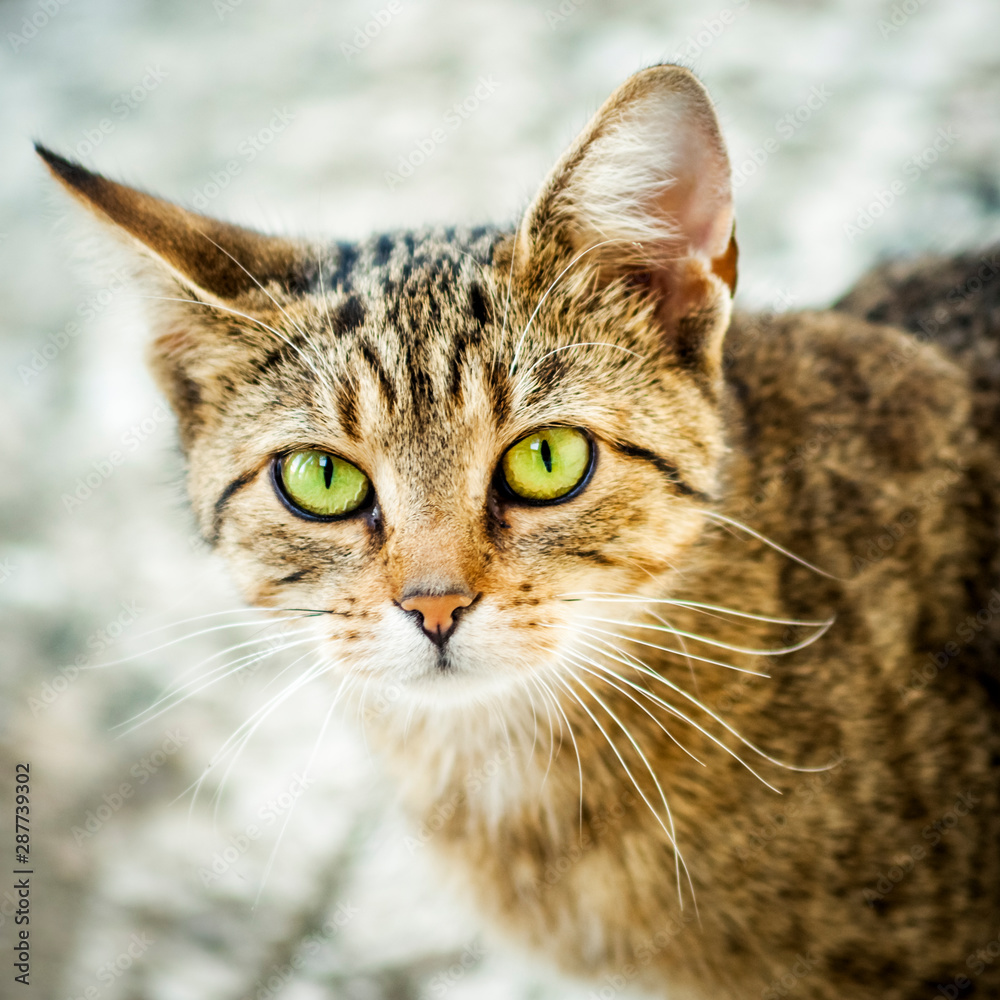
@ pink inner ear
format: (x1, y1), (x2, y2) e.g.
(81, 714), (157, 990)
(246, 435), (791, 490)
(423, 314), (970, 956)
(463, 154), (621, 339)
(652, 130), (734, 262)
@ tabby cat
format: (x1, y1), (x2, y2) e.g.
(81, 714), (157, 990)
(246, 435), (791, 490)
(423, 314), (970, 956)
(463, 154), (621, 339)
(40, 65), (1000, 999)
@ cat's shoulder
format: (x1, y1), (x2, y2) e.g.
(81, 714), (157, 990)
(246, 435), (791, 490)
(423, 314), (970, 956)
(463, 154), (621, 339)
(723, 305), (972, 476)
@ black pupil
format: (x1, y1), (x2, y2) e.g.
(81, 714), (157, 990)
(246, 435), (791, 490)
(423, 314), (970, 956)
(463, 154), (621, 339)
(320, 455), (334, 489)
(540, 438), (553, 473)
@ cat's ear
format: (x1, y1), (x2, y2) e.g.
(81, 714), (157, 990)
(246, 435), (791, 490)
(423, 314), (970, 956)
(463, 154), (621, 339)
(515, 65), (737, 374)
(36, 144), (310, 443)
(35, 144), (305, 303)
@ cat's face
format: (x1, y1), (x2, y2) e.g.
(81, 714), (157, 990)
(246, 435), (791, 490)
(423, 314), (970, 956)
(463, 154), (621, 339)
(40, 65), (737, 708)
(187, 229), (726, 704)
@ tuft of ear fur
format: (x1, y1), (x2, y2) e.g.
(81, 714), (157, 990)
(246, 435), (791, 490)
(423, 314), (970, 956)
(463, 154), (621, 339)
(516, 65), (737, 377)
(36, 144), (314, 445)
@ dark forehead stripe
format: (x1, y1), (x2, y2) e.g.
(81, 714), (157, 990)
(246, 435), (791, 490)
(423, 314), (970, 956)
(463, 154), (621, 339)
(298, 227), (511, 425)
(523, 351), (572, 404)
(327, 242), (359, 292)
(468, 281), (492, 327)
(329, 294), (366, 335)
(488, 361), (512, 424)
(312, 226), (506, 298)
(373, 234), (393, 267)
(336, 376), (361, 440)
(360, 339), (398, 410)
(250, 332), (318, 386)
(449, 328), (483, 400)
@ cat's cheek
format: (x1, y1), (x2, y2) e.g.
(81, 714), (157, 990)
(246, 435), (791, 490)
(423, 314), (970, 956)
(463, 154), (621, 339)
(320, 607), (435, 677)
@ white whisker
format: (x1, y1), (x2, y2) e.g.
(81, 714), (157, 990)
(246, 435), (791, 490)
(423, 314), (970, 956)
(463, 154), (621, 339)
(566, 634), (782, 793)
(563, 651), (705, 768)
(189, 231), (334, 387)
(578, 614), (835, 657)
(536, 670), (584, 832)
(497, 219), (520, 362)
(113, 631), (318, 732)
(139, 293), (327, 385)
(700, 510), (843, 582)
(563, 622), (771, 677)
(253, 668), (350, 908)
(565, 629), (834, 778)
(191, 652), (333, 820)
(516, 341), (645, 387)
(508, 238), (626, 376)
(559, 592), (831, 628)
(526, 675), (559, 789)
(89, 613), (309, 671)
(549, 670), (695, 914)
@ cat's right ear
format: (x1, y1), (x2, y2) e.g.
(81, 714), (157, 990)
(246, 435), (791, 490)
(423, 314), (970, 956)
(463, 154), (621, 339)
(36, 144), (309, 442)
(514, 65), (737, 379)
(35, 144), (306, 302)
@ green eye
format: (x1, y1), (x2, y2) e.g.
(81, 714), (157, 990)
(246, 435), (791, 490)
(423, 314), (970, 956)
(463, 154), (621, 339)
(501, 427), (592, 502)
(277, 449), (371, 518)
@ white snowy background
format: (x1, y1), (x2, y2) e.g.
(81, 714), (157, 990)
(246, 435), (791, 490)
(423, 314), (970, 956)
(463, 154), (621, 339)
(2, 0), (1000, 997)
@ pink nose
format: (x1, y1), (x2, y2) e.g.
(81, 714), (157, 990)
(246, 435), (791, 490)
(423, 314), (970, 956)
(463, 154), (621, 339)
(399, 593), (475, 644)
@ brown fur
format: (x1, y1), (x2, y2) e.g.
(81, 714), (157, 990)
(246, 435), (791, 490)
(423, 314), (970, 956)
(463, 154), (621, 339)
(39, 66), (1000, 998)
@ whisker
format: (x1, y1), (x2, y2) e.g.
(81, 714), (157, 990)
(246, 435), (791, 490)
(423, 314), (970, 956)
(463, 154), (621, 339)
(563, 651), (705, 768)
(180, 649), (323, 818)
(526, 675), (559, 789)
(566, 634), (782, 793)
(700, 510), (844, 582)
(565, 629), (834, 778)
(89, 613), (309, 671)
(577, 615), (835, 657)
(108, 607), (294, 643)
(148, 622), (318, 697)
(112, 629), (318, 731)
(535, 670), (584, 833)
(558, 593), (831, 628)
(184, 651), (331, 817)
(497, 217), (520, 362)
(516, 341), (645, 388)
(508, 238), (627, 376)
(645, 607), (700, 697)
(189, 231), (334, 387)
(139, 295), (323, 382)
(355, 675), (376, 762)
(207, 654), (327, 820)
(156, 631), (315, 708)
(253, 668), (350, 908)
(525, 680), (542, 767)
(563, 622), (771, 677)
(139, 294), (326, 384)
(549, 670), (694, 914)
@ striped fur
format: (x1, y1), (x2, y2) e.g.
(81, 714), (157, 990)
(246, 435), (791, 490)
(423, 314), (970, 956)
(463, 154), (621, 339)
(39, 66), (1000, 999)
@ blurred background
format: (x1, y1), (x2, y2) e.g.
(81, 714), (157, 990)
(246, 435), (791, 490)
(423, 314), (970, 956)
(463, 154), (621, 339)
(2, 0), (999, 997)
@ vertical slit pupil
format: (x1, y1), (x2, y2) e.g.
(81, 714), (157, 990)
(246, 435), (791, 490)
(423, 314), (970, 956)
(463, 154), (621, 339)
(321, 455), (334, 489)
(540, 438), (553, 473)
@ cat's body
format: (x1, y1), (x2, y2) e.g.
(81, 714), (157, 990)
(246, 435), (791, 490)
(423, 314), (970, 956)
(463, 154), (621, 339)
(372, 300), (1000, 999)
(39, 66), (1000, 999)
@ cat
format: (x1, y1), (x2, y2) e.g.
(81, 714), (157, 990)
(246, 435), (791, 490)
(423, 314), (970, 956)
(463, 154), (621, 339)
(38, 64), (1000, 999)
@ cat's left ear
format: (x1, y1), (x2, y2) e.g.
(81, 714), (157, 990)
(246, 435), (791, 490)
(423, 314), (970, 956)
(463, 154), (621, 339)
(515, 65), (737, 374)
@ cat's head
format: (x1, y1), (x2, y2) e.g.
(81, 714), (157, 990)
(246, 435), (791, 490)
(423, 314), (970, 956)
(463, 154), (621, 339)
(40, 65), (736, 709)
